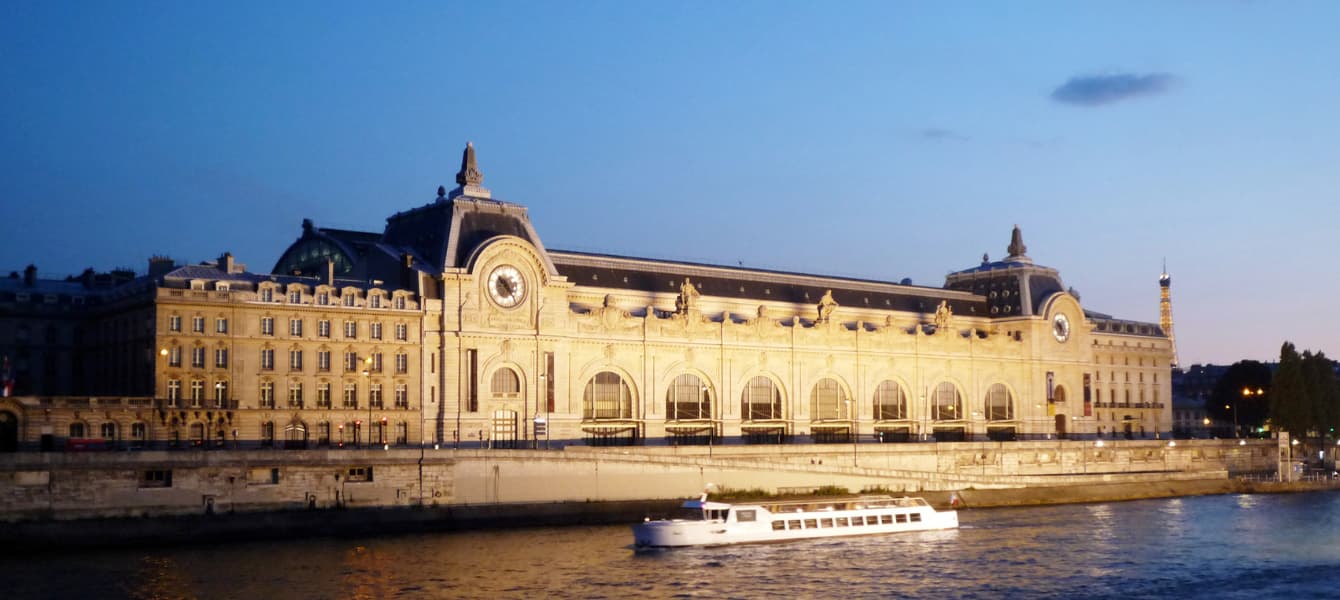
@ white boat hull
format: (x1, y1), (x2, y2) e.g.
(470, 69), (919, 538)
(633, 496), (958, 548)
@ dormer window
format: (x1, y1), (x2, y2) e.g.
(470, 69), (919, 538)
(370, 294), (381, 309)
(343, 293), (356, 307)
(289, 290), (302, 303)
(260, 287), (274, 302)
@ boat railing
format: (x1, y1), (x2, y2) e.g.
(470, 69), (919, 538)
(756, 495), (930, 513)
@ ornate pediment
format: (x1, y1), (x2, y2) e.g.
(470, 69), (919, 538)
(577, 295), (642, 334)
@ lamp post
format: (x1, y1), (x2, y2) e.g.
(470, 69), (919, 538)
(845, 398), (857, 467)
(363, 356), (372, 447)
(1287, 437), (1300, 482)
(1236, 387), (1264, 439)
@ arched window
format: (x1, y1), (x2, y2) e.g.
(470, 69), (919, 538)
(1054, 385), (1068, 404)
(666, 373), (711, 420)
(100, 422), (117, 441)
(284, 421), (307, 449)
(873, 380), (907, 420)
(741, 376), (783, 421)
(810, 377), (846, 421)
(189, 423), (205, 446)
(931, 382), (962, 420)
(69, 422), (86, 438)
(985, 383), (1014, 421)
(491, 368), (521, 397)
(583, 372), (633, 420)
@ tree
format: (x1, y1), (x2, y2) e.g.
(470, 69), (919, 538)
(1208, 360), (1272, 436)
(1271, 342), (1309, 436)
(1303, 351), (1340, 438)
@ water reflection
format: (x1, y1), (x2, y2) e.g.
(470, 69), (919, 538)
(126, 556), (198, 600)
(9, 493), (1340, 599)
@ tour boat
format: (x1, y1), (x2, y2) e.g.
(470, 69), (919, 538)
(632, 493), (958, 548)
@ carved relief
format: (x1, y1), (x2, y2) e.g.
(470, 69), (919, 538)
(578, 295), (641, 334)
(740, 305), (788, 342)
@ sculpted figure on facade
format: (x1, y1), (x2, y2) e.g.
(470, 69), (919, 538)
(816, 289), (838, 324)
(675, 277), (701, 316)
(933, 300), (953, 331)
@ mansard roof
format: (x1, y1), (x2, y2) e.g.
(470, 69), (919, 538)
(550, 250), (987, 317)
(944, 225), (1065, 317)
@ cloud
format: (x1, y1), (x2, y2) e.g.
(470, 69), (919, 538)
(1050, 72), (1176, 106)
(918, 128), (969, 142)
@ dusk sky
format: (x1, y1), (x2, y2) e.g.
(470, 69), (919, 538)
(3, 2), (1337, 367)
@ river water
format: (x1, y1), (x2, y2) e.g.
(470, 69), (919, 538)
(9, 492), (1340, 599)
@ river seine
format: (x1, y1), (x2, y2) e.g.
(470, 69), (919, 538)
(9, 491), (1340, 599)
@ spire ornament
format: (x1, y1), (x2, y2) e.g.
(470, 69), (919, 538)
(447, 142), (492, 199)
(456, 142), (484, 186)
(1005, 224), (1032, 263)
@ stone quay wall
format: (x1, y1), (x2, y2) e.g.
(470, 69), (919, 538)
(0, 438), (1279, 524)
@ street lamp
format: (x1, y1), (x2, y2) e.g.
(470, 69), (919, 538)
(1288, 438), (1300, 482)
(362, 356), (372, 447)
(845, 398), (857, 467)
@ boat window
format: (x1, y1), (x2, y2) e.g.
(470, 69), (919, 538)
(880, 515), (893, 525)
(820, 518), (834, 528)
(804, 519), (817, 529)
(896, 514), (908, 523)
(836, 517), (849, 527)
(772, 520), (785, 530)
(735, 509), (756, 522)
(911, 513), (922, 522)
(787, 519), (801, 530)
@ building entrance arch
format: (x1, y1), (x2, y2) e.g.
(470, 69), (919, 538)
(0, 411), (17, 452)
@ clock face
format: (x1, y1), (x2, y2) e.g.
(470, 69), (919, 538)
(487, 265), (526, 308)
(1052, 313), (1071, 343)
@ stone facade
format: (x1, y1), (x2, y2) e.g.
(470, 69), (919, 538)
(0, 144), (1173, 452)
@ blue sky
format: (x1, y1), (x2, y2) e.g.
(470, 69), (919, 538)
(3, 1), (1338, 366)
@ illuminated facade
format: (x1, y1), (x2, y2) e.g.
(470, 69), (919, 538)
(0, 144), (1175, 450)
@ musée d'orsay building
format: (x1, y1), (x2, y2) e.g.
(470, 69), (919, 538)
(0, 144), (1175, 451)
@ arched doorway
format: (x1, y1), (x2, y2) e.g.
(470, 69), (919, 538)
(1055, 414), (1068, 439)
(0, 411), (18, 452)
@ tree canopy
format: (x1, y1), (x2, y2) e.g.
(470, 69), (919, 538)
(1208, 360), (1272, 435)
(1270, 342), (1340, 438)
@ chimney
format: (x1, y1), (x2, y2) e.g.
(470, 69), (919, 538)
(148, 256), (176, 278)
(220, 252), (235, 274)
(325, 257), (335, 287)
(23, 264), (36, 286)
(400, 253), (415, 290)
